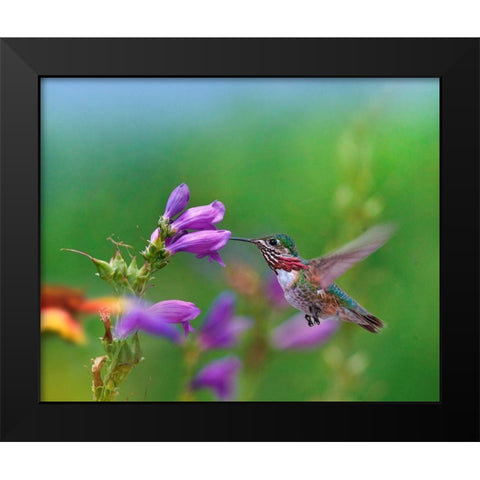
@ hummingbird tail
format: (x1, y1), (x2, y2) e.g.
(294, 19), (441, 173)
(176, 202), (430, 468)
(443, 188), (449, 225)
(341, 308), (384, 333)
(357, 313), (384, 333)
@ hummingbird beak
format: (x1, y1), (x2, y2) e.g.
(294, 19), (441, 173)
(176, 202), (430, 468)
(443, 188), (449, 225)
(230, 237), (254, 243)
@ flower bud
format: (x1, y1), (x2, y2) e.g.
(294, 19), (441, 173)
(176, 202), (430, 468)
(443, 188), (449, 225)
(163, 183), (190, 219)
(126, 257), (139, 284)
(90, 257), (115, 283)
(150, 227), (161, 244)
(111, 250), (127, 284)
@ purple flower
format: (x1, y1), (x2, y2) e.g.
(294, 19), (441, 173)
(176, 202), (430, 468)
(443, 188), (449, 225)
(163, 183), (190, 219)
(171, 200), (225, 232)
(264, 273), (289, 308)
(114, 299), (201, 341)
(156, 184), (231, 266)
(198, 292), (251, 350)
(270, 314), (339, 350)
(191, 356), (241, 401)
(148, 300), (200, 335)
(165, 230), (231, 267)
(165, 229), (188, 247)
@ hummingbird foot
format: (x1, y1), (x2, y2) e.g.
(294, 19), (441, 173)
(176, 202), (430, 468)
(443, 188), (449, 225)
(308, 306), (321, 326)
(304, 314), (314, 327)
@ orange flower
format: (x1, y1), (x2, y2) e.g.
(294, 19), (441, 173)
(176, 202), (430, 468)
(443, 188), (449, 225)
(41, 307), (87, 344)
(40, 285), (122, 344)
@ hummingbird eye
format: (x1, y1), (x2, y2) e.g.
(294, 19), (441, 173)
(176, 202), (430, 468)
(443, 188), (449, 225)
(269, 238), (278, 246)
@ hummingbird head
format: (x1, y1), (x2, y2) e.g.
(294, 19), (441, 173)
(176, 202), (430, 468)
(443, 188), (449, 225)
(230, 234), (306, 273)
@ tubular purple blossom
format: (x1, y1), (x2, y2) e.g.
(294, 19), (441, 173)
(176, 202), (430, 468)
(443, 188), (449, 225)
(171, 200), (225, 232)
(113, 299), (200, 341)
(165, 229), (231, 266)
(198, 292), (251, 350)
(148, 300), (201, 336)
(271, 314), (339, 350)
(191, 356), (242, 401)
(163, 183), (190, 219)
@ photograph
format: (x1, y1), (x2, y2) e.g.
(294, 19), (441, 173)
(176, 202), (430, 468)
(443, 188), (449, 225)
(40, 77), (439, 402)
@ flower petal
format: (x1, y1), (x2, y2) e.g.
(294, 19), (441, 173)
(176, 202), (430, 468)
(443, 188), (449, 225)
(148, 300), (201, 338)
(136, 314), (183, 343)
(198, 292), (251, 350)
(166, 230), (231, 266)
(191, 356), (241, 400)
(197, 250), (226, 267)
(270, 314), (339, 350)
(264, 274), (289, 308)
(171, 200), (225, 231)
(41, 307), (86, 344)
(148, 300), (201, 323)
(165, 229), (188, 247)
(41, 285), (85, 312)
(163, 183), (190, 219)
(180, 321), (195, 337)
(79, 296), (125, 315)
(201, 292), (235, 331)
(113, 303), (146, 339)
(114, 298), (199, 342)
(199, 316), (251, 350)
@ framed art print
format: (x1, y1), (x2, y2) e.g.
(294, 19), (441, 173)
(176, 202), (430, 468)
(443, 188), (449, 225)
(1, 38), (478, 441)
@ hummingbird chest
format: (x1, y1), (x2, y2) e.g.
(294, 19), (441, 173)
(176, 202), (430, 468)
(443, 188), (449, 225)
(276, 269), (300, 289)
(278, 269), (340, 316)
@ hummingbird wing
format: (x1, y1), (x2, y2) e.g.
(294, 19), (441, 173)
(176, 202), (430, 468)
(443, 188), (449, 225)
(307, 223), (396, 289)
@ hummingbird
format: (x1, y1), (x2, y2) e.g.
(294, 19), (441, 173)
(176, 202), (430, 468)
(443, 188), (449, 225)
(230, 224), (396, 333)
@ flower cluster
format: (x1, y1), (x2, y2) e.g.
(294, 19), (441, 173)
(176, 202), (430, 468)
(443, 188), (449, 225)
(145, 183), (231, 267)
(187, 292), (249, 400)
(111, 291), (247, 401)
(63, 183), (231, 298)
(59, 183), (234, 401)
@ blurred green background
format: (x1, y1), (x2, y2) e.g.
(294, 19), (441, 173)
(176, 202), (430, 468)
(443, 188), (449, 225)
(41, 78), (439, 402)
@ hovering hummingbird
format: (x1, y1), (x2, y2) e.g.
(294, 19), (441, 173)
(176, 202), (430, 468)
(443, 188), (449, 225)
(230, 224), (395, 333)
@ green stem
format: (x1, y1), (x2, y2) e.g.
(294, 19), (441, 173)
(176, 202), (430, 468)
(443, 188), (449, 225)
(97, 342), (123, 401)
(241, 303), (274, 400)
(179, 341), (201, 401)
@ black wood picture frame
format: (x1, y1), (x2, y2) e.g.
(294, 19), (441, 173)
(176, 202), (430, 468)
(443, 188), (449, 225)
(1, 38), (478, 441)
